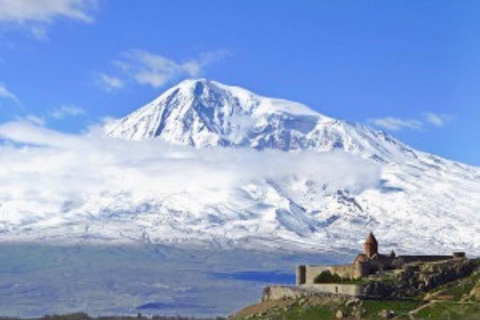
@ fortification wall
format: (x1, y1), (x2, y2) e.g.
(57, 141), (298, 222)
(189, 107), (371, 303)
(395, 255), (452, 266)
(297, 264), (359, 285)
(302, 283), (363, 297)
(262, 285), (305, 301)
(330, 265), (358, 279)
(303, 265), (330, 284)
(262, 284), (364, 301)
(355, 262), (371, 277)
(296, 265), (306, 286)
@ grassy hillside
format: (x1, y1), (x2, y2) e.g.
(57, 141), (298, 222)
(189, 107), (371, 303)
(232, 268), (480, 320)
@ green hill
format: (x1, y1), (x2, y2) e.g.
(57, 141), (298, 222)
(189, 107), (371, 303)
(232, 260), (480, 320)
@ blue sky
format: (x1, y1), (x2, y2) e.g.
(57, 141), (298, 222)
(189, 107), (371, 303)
(0, 0), (479, 165)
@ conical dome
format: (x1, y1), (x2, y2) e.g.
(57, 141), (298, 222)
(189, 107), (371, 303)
(364, 232), (378, 257)
(365, 232), (377, 244)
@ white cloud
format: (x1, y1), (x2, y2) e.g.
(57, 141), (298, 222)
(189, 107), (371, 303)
(0, 0), (98, 38)
(0, 83), (20, 105)
(106, 50), (230, 89)
(0, 0), (97, 23)
(23, 115), (45, 126)
(30, 25), (49, 40)
(0, 121), (380, 223)
(51, 105), (86, 119)
(97, 74), (124, 91)
(423, 112), (447, 127)
(369, 112), (453, 132)
(368, 117), (423, 131)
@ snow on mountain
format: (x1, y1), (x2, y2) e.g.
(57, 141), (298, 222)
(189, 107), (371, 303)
(105, 79), (411, 163)
(0, 79), (479, 255)
(103, 79), (480, 254)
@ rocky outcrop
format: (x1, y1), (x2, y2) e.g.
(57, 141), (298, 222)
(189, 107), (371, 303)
(469, 271), (480, 301)
(362, 258), (480, 298)
(362, 281), (396, 297)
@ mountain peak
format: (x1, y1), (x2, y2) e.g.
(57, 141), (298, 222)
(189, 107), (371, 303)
(163, 78), (321, 116)
(174, 78), (210, 92)
(165, 78), (236, 98)
(105, 79), (335, 148)
(105, 79), (409, 160)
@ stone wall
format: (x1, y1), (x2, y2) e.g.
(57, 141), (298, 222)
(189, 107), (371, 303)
(303, 283), (363, 297)
(299, 265), (325, 285)
(297, 264), (360, 285)
(394, 255), (453, 266)
(296, 265), (306, 286)
(356, 262), (371, 278)
(330, 265), (358, 279)
(262, 285), (306, 301)
(262, 284), (364, 301)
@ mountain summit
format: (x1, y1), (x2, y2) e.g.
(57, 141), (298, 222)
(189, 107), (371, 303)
(106, 78), (327, 148)
(105, 79), (410, 163)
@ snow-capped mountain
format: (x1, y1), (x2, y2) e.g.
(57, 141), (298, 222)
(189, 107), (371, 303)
(105, 79), (412, 163)
(0, 79), (479, 255)
(102, 79), (479, 254)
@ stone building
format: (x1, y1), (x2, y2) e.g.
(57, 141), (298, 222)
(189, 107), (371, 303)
(296, 232), (464, 286)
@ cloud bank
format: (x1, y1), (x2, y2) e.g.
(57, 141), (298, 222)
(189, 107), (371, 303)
(0, 121), (381, 225)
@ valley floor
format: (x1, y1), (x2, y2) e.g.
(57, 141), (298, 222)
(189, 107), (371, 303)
(0, 244), (347, 318)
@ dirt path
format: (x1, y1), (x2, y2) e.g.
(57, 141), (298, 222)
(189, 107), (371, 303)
(404, 300), (480, 320)
(405, 301), (437, 319)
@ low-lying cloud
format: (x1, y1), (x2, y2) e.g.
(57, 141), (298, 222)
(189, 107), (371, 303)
(0, 121), (381, 225)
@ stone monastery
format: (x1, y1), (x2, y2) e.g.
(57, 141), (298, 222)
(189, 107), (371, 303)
(296, 232), (465, 286)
